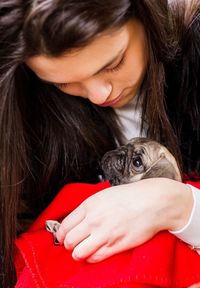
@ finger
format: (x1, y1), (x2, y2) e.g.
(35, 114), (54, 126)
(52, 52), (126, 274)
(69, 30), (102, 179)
(56, 205), (85, 243)
(72, 234), (106, 261)
(86, 237), (131, 263)
(86, 245), (119, 263)
(63, 221), (90, 250)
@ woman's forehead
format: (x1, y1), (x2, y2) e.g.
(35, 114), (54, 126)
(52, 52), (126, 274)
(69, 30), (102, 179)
(25, 20), (140, 83)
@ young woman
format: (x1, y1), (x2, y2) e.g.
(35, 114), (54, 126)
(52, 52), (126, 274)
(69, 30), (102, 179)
(0, 0), (199, 286)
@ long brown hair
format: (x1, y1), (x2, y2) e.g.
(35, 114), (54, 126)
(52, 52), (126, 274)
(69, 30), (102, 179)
(0, 0), (199, 286)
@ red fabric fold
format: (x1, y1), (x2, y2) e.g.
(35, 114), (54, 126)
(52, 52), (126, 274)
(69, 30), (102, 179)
(15, 181), (200, 288)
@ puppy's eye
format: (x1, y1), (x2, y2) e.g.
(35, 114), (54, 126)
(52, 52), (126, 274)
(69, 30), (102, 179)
(132, 156), (143, 168)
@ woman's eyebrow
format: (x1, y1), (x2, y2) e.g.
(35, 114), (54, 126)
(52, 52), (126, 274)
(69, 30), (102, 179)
(39, 48), (125, 86)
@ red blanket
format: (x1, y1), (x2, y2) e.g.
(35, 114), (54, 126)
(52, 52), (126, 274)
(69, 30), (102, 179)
(15, 181), (200, 288)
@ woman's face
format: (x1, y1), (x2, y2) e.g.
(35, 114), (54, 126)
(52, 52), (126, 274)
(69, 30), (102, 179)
(26, 20), (148, 108)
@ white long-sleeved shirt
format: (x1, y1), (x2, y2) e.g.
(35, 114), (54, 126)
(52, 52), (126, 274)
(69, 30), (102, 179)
(115, 98), (200, 254)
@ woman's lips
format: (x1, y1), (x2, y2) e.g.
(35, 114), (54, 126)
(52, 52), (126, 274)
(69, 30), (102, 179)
(98, 92), (124, 107)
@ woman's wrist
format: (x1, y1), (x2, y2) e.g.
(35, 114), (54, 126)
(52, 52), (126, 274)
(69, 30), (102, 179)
(160, 179), (194, 232)
(169, 184), (200, 252)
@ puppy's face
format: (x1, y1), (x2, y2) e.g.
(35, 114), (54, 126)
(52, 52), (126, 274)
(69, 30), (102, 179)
(101, 137), (181, 185)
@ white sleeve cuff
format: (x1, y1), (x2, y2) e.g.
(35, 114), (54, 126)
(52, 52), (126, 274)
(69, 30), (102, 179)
(169, 184), (200, 255)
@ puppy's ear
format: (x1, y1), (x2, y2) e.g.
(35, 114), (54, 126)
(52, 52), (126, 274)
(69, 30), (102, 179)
(141, 155), (181, 181)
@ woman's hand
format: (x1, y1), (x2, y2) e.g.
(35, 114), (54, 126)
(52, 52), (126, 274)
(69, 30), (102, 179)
(55, 178), (193, 263)
(188, 284), (200, 288)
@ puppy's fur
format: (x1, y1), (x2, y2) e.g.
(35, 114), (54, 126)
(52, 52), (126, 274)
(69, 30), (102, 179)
(101, 137), (181, 185)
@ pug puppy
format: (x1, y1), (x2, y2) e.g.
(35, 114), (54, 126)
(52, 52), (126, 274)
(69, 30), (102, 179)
(101, 137), (182, 186)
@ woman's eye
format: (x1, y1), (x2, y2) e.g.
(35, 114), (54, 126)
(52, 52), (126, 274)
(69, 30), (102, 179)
(54, 54), (126, 90)
(104, 55), (125, 73)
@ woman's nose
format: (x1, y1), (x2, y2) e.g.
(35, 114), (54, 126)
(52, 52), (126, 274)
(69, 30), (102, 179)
(83, 78), (112, 105)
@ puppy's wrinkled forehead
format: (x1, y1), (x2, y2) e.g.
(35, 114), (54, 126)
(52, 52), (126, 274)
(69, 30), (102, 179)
(126, 142), (145, 155)
(117, 138), (150, 154)
(127, 137), (156, 150)
(127, 137), (161, 152)
(126, 138), (158, 162)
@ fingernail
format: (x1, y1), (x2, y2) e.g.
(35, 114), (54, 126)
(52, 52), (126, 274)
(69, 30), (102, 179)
(54, 235), (61, 246)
